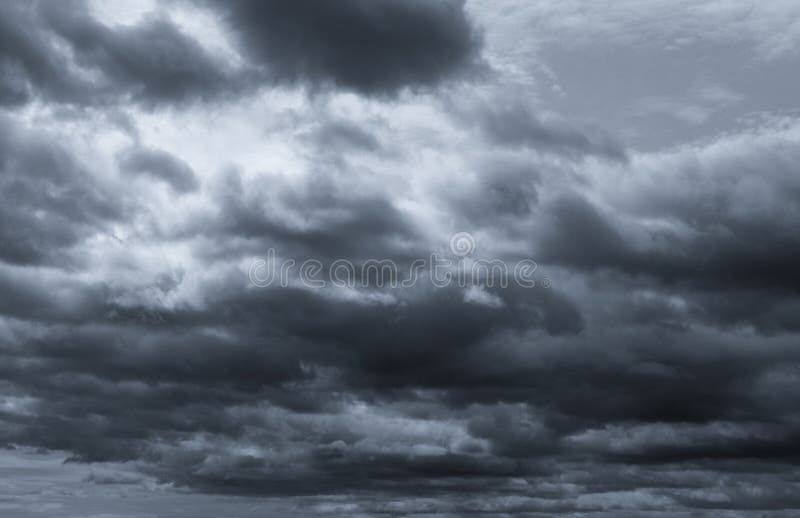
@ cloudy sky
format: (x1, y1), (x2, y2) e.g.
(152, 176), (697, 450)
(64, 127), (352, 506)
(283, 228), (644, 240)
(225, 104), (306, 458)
(2, 0), (800, 516)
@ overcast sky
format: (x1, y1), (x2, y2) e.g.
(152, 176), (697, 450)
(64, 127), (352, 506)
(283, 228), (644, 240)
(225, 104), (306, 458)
(2, 1), (800, 516)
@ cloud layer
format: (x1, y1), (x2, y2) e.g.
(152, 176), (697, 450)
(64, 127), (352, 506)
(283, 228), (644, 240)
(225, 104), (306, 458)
(1, 1), (800, 516)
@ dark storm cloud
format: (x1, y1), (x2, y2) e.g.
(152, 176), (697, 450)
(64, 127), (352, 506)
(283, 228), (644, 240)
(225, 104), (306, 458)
(209, 0), (482, 95)
(2, 1), (800, 515)
(0, 0), (237, 107)
(538, 196), (633, 270)
(1, 0), (481, 108)
(538, 190), (800, 333)
(197, 167), (416, 260)
(603, 134), (800, 292)
(0, 1), (76, 107)
(0, 317), (309, 463)
(201, 283), (582, 386)
(0, 117), (122, 266)
(4, 128), (799, 506)
(117, 146), (200, 193)
(43, 1), (238, 105)
(3, 124), (800, 511)
(443, 156), (541, 227)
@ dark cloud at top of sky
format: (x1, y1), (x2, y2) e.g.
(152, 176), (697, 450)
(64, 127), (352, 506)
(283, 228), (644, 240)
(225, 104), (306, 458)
(0, 2), (80, 106)
(0, 0), (482, 109)
(0, 0), (237, 108)
(210, 0), (482, 96)
(43, 4), (235, 106)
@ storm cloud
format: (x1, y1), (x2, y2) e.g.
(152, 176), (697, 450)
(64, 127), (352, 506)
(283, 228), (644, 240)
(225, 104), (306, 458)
(209, 0), (482, 95)
(1, 1), (800, 517)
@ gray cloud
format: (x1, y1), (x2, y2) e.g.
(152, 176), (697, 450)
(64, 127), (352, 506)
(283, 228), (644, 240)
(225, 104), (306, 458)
(0, 117), (122, 266)
(475, 100), (628, 161)
(1, 1), (800, 516)
(117, 146), (199, 193)
(209, 0), (482, 96)
(0, 0), (239, 107)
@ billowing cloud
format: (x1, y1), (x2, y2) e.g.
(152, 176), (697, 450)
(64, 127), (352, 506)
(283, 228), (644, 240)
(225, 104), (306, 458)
(210, 0), (482, 95)
(0, 0), (239, 107)
(0, 117), (122, 265)
(1, 1), (800, 516)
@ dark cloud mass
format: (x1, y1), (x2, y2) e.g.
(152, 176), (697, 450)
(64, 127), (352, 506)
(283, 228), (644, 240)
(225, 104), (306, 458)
(211, 0), (481, 95)
(1, 1), (800, 517)
(0, 0), (480, 107)
(0, 117), (122, 265)
(0, 1), (234, 107)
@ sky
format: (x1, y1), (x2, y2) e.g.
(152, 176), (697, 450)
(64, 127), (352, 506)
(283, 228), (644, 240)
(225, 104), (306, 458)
(1, 0), (800, 516)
